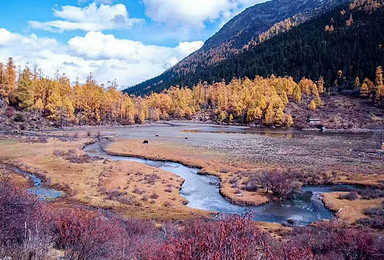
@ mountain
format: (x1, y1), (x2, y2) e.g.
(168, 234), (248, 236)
(125, 0), (346, 95)
(198, 0), (384, 90)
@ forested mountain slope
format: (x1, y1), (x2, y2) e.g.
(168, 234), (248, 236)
(126, 0), (384, 95)
(127, 0), (347, 95)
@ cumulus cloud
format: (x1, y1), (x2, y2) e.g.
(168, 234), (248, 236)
(29, 3), (143, 32)
(0, 28), (203, 88)
(78, 0), (115, 4)
(143, 0), (268, 28)
(67, 32), (203, 84)
(68, 32), (202, 64)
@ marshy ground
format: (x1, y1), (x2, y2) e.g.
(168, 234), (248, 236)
(1, 122), (383, 226)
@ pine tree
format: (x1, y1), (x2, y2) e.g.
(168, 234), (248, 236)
(376, 84), (384, 106)
(254, 106), (263, 120)
(34, 98), (44, 111)
(274, 108), (285, 126)
(46, 90), (62, 121)
(293, 84), (302, 103)
(264, 105), (275, 125)
(311, 83), (319, 96)
(308, 100), (317, 110)
(15, 67), (34, 110)
(375, 66), (383, 90)
(317, 77), (325, 94)
(360, 82), (370, 98)
(219, 111), (227, 122)
(2, 57), (16, 103)
(286, 114), (294, 127)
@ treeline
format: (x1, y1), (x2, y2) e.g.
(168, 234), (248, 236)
(126, 0), (384, 96)
(0, 57), (327, 126)
(1, 56), (384, 127)
(1, 179), (384, 259)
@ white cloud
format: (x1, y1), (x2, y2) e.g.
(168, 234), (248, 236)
(67, 32), (203, 85)
(143, 0), (268, 28)
(68, 32), (202, 63)
(0, 28), (203, 88)
(29, 3), (143, 32)
(78, 0), (115, 4)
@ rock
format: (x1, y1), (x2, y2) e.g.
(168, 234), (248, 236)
(103, 159), (112, 164)
(143, 140), (149, 144)
(287, 219), (295, 225)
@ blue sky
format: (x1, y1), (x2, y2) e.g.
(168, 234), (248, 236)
(0, 0), (267, 87)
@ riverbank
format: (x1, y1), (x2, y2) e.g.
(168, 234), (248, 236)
(0, 134), (208, 221)
(102, 123), (384, 205)
(1, 122), (383, 227)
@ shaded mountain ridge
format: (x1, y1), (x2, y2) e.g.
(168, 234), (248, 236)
(126, 0), (348, 95)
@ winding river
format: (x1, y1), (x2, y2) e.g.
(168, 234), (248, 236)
(84, 141), (358, 226)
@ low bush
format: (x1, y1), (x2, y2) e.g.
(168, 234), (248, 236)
(242, 176), (259, 192)
(52, 149), (96, 164)
(357, 202), (384, 230)
(13, 113), (25, 122)
(291, 221), (384, 259)
(259, 170), (302, 199)
(358, 189), (384, 200)
(339, 191), (359, 200)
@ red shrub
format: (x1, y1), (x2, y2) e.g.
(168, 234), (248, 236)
(156, 215), (283, 260)
(259, 170), (302, 199)
(290, 221), (384, 259)
(52, 208), (129, 260)
(0, 180), (41, 244)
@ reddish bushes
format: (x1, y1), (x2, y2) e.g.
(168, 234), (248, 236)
(291, 221), (384, 259)
(156, 215), (272, 259)
(1, 179), (384, 260)
(0, 180), (53, 259)
(357, 202), (384, 230)
(0, 180), (41, 244)
(259, 170), (302, 199)
(358, 189), (384, 199)
(52, 208), (127, 259)
(155, 215), (313, 260)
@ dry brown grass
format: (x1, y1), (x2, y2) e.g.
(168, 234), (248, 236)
(0, 165), (30, 189)
(1, 122), (383, 228)
(0, 135), (207, 220)
(106, 139), (269, 206)
(323, 192), (383, 223)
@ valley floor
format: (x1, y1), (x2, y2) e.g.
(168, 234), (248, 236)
(1, 122), (383, 227)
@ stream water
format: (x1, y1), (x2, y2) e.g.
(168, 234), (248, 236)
(14, 168), (65, 200)
(84, 142), (359, 226)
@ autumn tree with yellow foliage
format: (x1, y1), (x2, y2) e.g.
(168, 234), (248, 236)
(3, 58), (384, 128)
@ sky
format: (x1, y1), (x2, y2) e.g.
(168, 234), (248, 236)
(0, 0), (267, 88)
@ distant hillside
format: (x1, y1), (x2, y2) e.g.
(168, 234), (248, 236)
(202, 1), (384, 90)
(126, 0), (348, 95)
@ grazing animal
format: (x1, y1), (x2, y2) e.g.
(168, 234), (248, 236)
(143, 140), (149, 144)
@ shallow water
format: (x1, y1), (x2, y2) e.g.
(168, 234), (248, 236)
(84, 142), (359, 226)
(182, 125), (379, 139)
(14, 168), (65, 200)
